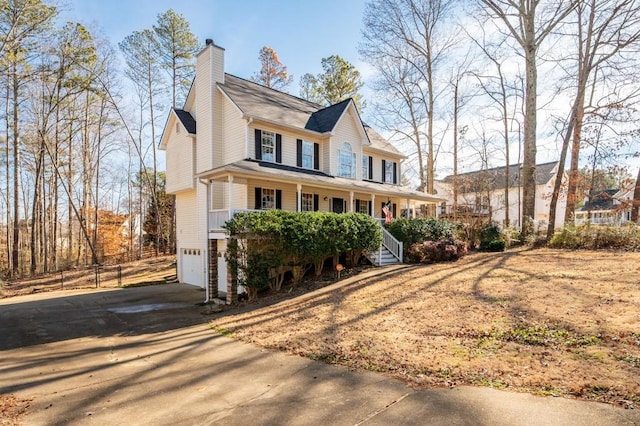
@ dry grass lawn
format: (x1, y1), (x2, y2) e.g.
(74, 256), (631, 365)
(211, 247), (640, 408)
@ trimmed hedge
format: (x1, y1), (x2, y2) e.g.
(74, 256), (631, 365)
(385, 217), (455, 247)
(224, 211), (382, 300)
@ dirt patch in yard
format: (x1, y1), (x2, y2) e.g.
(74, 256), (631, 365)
(210, 247), (640, 408)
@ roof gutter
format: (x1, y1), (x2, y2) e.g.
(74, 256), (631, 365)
(244, 115), (330, 138)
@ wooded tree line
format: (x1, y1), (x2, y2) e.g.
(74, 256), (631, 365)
(358, 0), (640, 237)
(0, 1), (197, 277)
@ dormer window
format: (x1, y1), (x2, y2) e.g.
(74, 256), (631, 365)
(338, 142), (356, 179)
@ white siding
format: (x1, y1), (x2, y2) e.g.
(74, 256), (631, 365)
(222, 95), (246, 164)
(195, 46), (213, 174)
(165, 116), (195, 194)
(248, 123), (326, 171)
(330, 108), (365, 178)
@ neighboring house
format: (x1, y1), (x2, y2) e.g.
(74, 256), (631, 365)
(435, 161), (567, 230)
(574, 188), (635, 225)
(159, 40), (443, 301)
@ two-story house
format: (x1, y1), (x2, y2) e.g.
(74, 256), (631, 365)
(435, 161), (567, 231)
(160, 40), (443, 301)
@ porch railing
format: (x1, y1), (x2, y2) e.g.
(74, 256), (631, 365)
(209, 209), (261, 231)
(375, 218), (403, 263)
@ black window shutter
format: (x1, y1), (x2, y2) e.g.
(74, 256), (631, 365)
(255, 129), (262, 160)
(276, 189), (282, 209)
(313, 194), (319, 211)
(381, 202), (385, 215)
(296, 139), (302, 167)
(368, 156), (373, 179)
(314, 143), (320, 170)
(276, 134), (282, 163)
(355, 199), (361, 212)
(393, 162), (398, 184)
(368, 201), (372, 216)
(382, 159), (386, 182)
(255, 187), (262, 209)
(393, 203), (397, 217)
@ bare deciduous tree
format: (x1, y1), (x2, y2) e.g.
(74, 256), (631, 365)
(361, 0), (457, 195)
(479, 0), (576, 237)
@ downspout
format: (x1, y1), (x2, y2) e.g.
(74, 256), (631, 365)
(199, 177), (211, 304)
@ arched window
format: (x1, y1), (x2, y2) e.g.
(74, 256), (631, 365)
(338, 142), (356, 178)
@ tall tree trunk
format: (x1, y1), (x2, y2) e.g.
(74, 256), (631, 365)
(452, 81), (459, 217)
(4, 82), (11, 272)
(501, 87), (510, 227)
(564, 103), (585, 223)
(11, 61), (20, 276)
(521, 43), (537, 237)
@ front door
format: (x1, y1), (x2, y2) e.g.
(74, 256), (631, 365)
(332, 197), (345, 213)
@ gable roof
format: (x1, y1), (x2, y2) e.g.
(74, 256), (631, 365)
(441, 161), (559, 192)
(579, 189), (619, 211)
(305, 99), (351, 133)
(218, 74), (368, 139)
(174, 109), (196, 134)
(218, 74), (323, 131)
(364, 125), (403, 156)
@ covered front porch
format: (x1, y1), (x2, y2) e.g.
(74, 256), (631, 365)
(201, 160), (443, 232)
(198, 159), (444, 303)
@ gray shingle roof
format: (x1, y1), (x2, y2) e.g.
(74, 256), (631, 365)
(198, 159), (446, 203)
(305, 99), (351, 133)
(579, 189), (619, 211)
(364, 125), (403, 156)
(219, 74), (323, 131)
(441, 161), (559, 192)
(174, 109), (196, 134)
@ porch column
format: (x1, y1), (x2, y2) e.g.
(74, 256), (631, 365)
(227, 175), (234, 219)
(370, 194), (376, 218)
(406, 197), (410, 218)
(350, 191), (354, 213)
(297, 183), (302, 212)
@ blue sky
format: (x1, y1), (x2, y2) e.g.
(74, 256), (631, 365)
(64, 0), (370, 94)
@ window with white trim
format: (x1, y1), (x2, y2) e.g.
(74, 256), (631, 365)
(338, 142), (356, 178)
(357, 199), (369, 214)
(302, 141), (314, 169)
(261, 188), (275, 210)
(384, 160), (394, 184)
(301, 193), (314, 212)
(362, 155), (369, 180)
(261, 131), (275, 162)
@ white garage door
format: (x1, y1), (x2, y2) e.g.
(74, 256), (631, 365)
(181, 248), (203, 286)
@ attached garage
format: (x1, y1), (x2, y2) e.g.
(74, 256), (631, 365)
(180, 248), (203, 286)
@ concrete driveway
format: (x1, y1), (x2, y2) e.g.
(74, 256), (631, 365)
(1, 284), (638, 425)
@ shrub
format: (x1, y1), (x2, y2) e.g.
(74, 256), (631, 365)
(224, 211), (383, 299)
(406, 239), (467, 264)
(385, 217), (455, 247)
(488, 239), (506, 252)
(549, 224), (640, 250)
